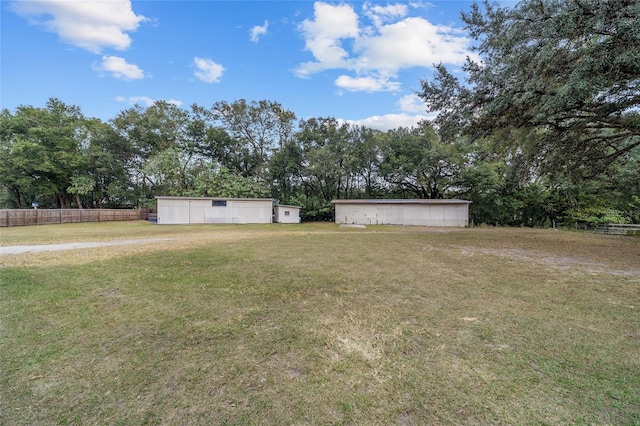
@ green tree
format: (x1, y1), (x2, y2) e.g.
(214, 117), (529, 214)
(455, 150), (513, 225)
(111, 101), (213, 204)
(81, 118), (136, 208)
(185, 105), (251, 176)
(142, 148), (192, 196)
(420, 0), (640, 178)
(348, 126), (383, 198)
(297, 118), (350, 201)
(0, 99), (88, 208)
(212, 100), (296, 179)
(379, 122), (464, 199)
(67, 175), (95, 209)
(562, 149), (640, 226)
(268, 139), (305, 204)
(111, 101), (190, 159)
(189, 165), (269, 199)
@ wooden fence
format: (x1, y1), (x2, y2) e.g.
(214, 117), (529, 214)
(0, 209), (147, 227)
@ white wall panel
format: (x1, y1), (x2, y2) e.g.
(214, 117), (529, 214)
(157, 198), (273, 224)
(333, 201), (469, 227)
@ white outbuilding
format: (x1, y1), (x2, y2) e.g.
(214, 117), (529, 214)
(156, 197), (273, 225)
(273, 204), (301, 224)
(332, 199), (471, 227)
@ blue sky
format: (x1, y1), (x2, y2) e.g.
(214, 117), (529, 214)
(1, 0), (509, 131)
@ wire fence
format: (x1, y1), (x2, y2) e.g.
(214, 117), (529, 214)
(593, 223), (640, 236)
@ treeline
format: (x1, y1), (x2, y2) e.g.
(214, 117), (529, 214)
(2, 1), (639, 226)
(1, 97), (638, 226)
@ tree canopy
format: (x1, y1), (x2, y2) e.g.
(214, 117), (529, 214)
(2, 0), (638, 227)
(419, 0), (640, 178)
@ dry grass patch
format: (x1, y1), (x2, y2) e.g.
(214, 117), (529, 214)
(1, 224), (639, 424)
(0, 222), (325, 267)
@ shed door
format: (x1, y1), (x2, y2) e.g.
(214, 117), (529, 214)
(233, 202), (250, 224)
(189, 201), (206, 224)
(233, 202), (267, 224)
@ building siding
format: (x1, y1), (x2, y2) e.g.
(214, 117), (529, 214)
(274, 205), (301, 224)
(157, 197), (273, 225)
(333, 200), (470, 227)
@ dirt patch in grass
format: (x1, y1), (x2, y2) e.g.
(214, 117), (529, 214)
(447, 227), (640, 279)
(458, 246), (640, 279)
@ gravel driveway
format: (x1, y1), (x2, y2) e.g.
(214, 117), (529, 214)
(1, 238), (174, 255)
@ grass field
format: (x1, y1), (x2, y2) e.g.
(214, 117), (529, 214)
(1, 222), (639, 425)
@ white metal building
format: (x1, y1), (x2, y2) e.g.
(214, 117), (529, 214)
(274, 205), (301, 224)
(156, 197), (273, 225)
(332, 199), (471, 227)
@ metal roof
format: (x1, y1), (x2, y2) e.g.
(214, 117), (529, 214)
(331, 199), (471, 204)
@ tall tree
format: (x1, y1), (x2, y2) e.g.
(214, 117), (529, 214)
(344, 125), (383, 198)
(379, 122), (464, 199)
(420, 0), (640, 178)
(70, 118), (136, 208)
(189, 165), (270, 199)
(297, 117), (350, 201)
(212, 100), (296, 178)
(0, 99), (87, 208)
(111, 101), (190, 159)
(111, 101), (201, 204)
(268, 139), (305, 204)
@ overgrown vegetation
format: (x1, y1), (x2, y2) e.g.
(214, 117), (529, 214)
(1, 223), (639, 424)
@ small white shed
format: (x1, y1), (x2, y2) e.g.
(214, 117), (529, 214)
(274, 204), (301, 223)
(332, 199), (471, 227)
(156, 197), (273, 225)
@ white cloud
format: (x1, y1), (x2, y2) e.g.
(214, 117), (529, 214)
(397, 94), (426, 113)
(340, 93), (432, 130)
(116, 96), (182, 107)
(335, 75), (401, 92)
(363, 3), (408, 28)
(354, 17), (476, 70)
(250, 21), (269, 42)
(94, 56), (144, 80)
(296, 1), (477, 92)
(193, 57), (225, 83)
(342, 112), (432, 131)
(11, 0), (146, 53)
(296, 2), (359, 77)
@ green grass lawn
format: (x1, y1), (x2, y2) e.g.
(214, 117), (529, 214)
(1, 223), (639, 424)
